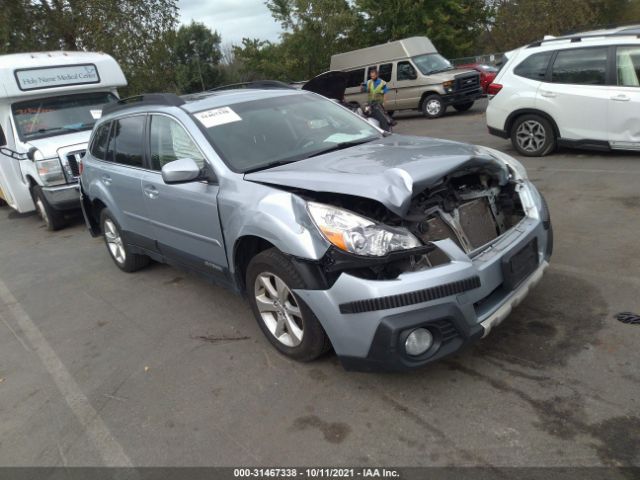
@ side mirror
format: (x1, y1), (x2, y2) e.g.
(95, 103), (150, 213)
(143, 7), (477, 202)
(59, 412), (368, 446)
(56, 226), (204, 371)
(27, 146), (37, 161)
(161, 158), (201, 184)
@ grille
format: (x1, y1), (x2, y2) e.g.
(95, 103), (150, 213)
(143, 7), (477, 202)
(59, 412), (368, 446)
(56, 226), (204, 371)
(455, 73), (480, 92)
(338, 276), (481, 314)
(64, 150), (85, 178)
(431, 319), (460, 344)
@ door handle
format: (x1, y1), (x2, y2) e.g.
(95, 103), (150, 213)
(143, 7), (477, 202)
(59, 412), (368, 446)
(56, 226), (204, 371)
(143, 185), (159, 199)
(540, 91), (557, 98)
(611, 94), (631, 102)
(101, 175), (112, 186)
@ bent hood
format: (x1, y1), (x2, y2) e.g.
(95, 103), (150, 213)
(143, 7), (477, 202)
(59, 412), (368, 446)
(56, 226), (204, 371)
(245, 135), (510, 217)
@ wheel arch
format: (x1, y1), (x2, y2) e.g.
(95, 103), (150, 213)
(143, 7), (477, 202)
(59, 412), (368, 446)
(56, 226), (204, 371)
(233, 235), (277, 294)
(418, 91), (442, 110)
(505, 109), (560, 139)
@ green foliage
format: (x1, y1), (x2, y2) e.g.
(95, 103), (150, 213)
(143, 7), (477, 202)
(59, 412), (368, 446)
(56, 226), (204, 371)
(173, 22), (223, 93)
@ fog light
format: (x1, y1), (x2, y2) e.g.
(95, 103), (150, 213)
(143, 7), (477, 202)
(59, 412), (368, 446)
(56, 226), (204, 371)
(404, 328), (433, 356)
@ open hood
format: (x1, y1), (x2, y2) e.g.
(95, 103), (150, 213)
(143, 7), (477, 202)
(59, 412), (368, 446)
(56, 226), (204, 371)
(302, 71), (348, 102)
(245, 135), (509, 217)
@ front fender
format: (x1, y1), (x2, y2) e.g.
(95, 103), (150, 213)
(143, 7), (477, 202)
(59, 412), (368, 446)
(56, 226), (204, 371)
(218, 181), (330, 275)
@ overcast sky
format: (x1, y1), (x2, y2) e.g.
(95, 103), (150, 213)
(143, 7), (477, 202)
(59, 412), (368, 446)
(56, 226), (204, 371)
(178, 0), (283, 46)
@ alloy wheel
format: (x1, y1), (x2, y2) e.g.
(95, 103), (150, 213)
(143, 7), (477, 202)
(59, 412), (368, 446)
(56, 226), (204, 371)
(104, 218), (126, 264)
(254, 272), (304, 347)
(516, 120), (546, 153)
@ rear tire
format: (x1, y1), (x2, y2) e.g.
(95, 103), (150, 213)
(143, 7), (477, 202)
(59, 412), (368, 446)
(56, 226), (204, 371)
(100, 209), (150, 272)
(422, 94), (445, 119)
(453, 101), (474, 112)
(32, 185), (66, 231)
(511, 114), (556, 157)
(246, 248), (331, 362)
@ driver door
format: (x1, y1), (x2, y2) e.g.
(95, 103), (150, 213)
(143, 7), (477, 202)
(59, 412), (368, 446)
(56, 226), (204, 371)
(141, 114), (227, 275)
(395, 60), (420, 110)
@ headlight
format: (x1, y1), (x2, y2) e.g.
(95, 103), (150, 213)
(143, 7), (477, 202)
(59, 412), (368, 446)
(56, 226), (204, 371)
(36, 158), (66, 186)
(481, 146), (528, 180)
(307, 202), (421, 256)
(443, 80), (454, 92)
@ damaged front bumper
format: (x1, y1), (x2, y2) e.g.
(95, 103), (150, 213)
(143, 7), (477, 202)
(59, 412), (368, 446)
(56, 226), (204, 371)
(294, 198), (552, 372)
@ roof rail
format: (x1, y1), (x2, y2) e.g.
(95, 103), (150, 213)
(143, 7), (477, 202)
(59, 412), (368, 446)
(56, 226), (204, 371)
(102, 93), (185, 116)
(527, 27), (640, 48)
(209, 80), (295, 92)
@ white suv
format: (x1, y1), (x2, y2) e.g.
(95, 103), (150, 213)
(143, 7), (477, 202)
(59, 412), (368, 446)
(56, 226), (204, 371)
(486, 25), (640, 156)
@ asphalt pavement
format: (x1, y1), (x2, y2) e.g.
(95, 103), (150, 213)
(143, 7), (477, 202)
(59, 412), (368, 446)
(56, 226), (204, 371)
(0, 99), (639, 468)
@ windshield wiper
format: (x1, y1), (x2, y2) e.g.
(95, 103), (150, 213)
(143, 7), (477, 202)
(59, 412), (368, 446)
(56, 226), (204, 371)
(306, 137), (377, 159)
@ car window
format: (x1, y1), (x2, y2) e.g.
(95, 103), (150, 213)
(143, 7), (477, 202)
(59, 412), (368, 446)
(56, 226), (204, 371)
(551, 47), (608, 85)
(513, 52), (553, 81)
(89, 122), (111, 161)
(617, 46), (640, 87)
(397, 61), (417, 81)
(149, 115), (205, 171)
(112, 116), (145, 168)
(346, 69), (364, 88)
(0, 125), (5, 146)
(378, 63), (393, 82)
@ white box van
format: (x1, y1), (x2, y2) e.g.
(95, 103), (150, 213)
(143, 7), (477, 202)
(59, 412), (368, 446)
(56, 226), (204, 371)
(0, 51), (126, 229)
(330, 37), (483, 118)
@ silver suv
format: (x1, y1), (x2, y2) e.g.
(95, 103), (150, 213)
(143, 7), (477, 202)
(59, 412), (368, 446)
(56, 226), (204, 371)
(80, 90), (552, 371)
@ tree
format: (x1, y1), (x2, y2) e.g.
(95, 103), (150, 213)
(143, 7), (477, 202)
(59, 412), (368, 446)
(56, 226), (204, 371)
(173, 22), (223, 93)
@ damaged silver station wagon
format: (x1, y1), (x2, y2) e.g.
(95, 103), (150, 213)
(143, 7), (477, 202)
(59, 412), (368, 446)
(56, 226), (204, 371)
(80, 89), (552, 371)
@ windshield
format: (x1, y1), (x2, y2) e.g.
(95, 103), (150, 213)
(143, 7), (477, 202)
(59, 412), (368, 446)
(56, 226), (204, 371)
(200, 93), (381, 172)
(412, 53), (454, 75)
(12, 92), (118, 142)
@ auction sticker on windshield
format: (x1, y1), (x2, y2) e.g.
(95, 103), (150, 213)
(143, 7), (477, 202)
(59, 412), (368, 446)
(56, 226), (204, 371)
(194, 107), (242, 128)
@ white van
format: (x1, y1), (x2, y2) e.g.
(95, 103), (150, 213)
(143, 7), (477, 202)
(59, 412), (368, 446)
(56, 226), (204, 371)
(0, 51), (126, 229)
(330, 37), (483, 118)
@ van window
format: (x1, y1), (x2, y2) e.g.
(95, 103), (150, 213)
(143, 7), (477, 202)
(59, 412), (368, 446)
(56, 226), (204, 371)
(397, 61), (417, 81)
(0, 126), (6, 147)
(617, 46), (640, 87)
(346, 69), (365, 88)
(149, 115), (205, 170)
(551, 47), (608, 85)
(378, 63), (393, 82)
(89, 122), (111, 160)
(514, 52), (553, 81)
(111, 116), (145, 168)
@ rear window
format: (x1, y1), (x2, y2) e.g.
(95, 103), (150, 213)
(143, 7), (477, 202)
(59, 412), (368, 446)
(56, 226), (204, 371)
(111, 116), (145, 168)
(514, 52), (553, 81)
(346, 69), (364, 88)
(551, 47), (608, 85)
(89, 122), (111, 161)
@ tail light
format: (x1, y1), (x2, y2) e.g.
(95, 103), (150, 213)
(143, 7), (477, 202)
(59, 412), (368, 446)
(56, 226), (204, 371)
(487, 83), (503, 97)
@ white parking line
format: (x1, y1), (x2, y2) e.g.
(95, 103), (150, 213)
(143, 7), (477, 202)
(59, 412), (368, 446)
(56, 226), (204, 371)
(0, 278), (132, 467)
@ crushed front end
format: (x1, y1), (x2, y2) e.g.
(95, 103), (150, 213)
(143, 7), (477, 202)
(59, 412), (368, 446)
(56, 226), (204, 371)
(292, 162), (552, 372)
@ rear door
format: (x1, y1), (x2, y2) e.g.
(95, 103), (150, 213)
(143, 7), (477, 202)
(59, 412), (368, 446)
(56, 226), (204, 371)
(97, 115), (151, 241)
(608, 45), (640, 150)
(537, 46), (610, 142)
(141, 114), (227, 274)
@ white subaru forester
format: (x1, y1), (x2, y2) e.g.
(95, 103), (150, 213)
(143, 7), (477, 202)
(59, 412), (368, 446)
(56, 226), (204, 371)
(486, 25), (640, 156)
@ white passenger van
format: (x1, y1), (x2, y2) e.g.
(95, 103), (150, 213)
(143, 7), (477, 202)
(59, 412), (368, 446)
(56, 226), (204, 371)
(330, 37), (483, 118)
(0, 51), (126, 229)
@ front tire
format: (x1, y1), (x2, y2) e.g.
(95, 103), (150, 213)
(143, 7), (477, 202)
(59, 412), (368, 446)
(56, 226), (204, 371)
(32, 185), (66, 231)
(453, 101), (474, 112)
(246, 248), (331, 362)
(422, 94), (446, 119)
(511, 114), (556, 157)
(100, 209), (150, 272)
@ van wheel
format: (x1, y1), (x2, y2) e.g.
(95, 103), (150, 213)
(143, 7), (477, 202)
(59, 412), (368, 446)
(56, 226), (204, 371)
(511, 114), (556, 157)
(100, 209), (150, 272)
(453, 101), (474, 112)
(32, 186), (66, 231)
(422, 94), (445, 118)
(246, 248), (331, 362)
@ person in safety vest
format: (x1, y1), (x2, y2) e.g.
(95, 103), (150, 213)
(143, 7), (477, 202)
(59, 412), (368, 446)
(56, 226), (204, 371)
(361, 67), (394, 131)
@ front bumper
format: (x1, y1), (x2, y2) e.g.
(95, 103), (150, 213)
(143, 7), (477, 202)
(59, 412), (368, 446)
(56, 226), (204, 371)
(442, 88), (483, 106)
(41, 183), (80, 211)
(294, 196), (552, 372)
